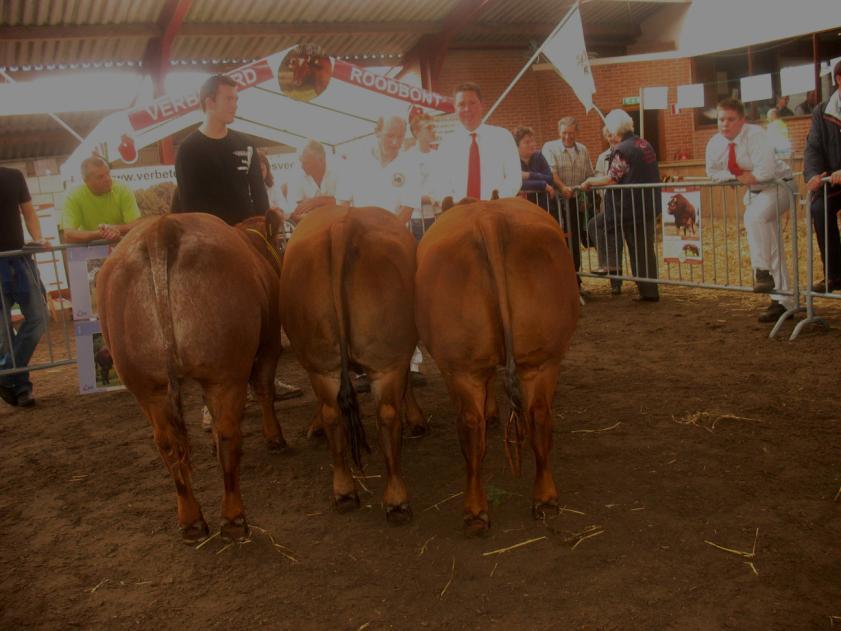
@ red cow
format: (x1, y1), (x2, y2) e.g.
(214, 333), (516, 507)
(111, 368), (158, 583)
(668, 193), (697, 237)
(96, 211), (286, 543)
(416, 197), (579, 535)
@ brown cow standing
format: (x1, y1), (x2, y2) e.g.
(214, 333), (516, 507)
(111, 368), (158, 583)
(96, 211), (287, 543)
(280, 205), (425, 524)
(416, 198), (579, 536)
(667, 193), (697, 237)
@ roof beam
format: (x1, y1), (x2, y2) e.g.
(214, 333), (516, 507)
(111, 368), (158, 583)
(1, 23), (160, 41)
(179, 21), (442, 37)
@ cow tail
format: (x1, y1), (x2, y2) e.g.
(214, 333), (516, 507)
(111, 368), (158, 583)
(329, 219), (369, 471)
(477, 216), (525, 477)
(146, 217), (185, 433)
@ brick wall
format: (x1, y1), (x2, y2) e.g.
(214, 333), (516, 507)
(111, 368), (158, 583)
(436, 49), (815, 164)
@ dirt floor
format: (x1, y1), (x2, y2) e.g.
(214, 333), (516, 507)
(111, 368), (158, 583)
(2, 281), (840, 630)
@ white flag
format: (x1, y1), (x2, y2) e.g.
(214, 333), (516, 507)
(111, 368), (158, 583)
(540, 6), (596, 112)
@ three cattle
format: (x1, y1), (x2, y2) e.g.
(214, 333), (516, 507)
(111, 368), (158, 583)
(98, 197), (579, 542)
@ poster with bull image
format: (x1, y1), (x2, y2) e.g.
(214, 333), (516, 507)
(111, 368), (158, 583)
(662, 187), (702, 264)
(74, 320), (124, 394)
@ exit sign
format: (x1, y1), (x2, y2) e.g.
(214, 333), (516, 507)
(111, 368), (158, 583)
(622, 96), (640, 106)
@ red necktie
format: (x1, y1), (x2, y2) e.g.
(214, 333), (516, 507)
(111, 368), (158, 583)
(467, 132), (481, 199)
(727, 142), (743, 177)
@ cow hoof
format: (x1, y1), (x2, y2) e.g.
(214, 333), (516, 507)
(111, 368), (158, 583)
(306, 426), (326, 441)
(333, 493), (360, 514)
(266, 437), (288, 452)
(532, 500), (559, 521)
(408, 424), (428, 438)
(220, 516), (250, 542)
(385, 503), (413, 526)
(180, 519), (210, 545)
(463, 512), (490, 538)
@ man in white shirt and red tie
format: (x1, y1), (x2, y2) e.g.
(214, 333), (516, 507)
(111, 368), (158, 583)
(705, 97), (794, 323)
(438, 82), (521, 201)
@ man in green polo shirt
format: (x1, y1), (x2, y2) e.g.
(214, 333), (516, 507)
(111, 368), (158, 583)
(62, 156), (141, 243)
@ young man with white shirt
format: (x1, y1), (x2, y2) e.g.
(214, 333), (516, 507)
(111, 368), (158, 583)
(705, 97), (794, 323)
(343, 116), (418, 223)
(803, 60), (841, 293)
(287, 140), (343, 225)
(438, 82), (521, 201)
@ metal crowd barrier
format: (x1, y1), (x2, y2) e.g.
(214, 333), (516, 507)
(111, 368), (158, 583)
(525, 178), (800, 339)
(0, 242), (97, 379)
(791, 177), (840, 340)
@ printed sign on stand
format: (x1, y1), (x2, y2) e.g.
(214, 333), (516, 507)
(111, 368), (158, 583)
(662, 187), (702, 264)
(68, 244), (124, 394)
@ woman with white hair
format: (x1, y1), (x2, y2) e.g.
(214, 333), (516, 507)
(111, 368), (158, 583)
(581, 109), (662, 302)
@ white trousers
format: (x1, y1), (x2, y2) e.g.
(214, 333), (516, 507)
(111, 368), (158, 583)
(743, 184), (793, 307)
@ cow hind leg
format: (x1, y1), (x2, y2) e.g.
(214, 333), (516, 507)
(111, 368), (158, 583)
(371, 370), (412, 525)
(141, 393), (208, 544)
(249, 351), (287, 452)
(310, 374), (358, 512)
(520, 363), (563, 520)
(445, 372), (493, 537)
(404, 381), (428, 437)
(204, 383), (250, 541)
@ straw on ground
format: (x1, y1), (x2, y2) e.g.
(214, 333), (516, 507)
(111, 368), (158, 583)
(483, 536), (547, 557)
(673, 411), (759, 433)
(423, 491), (463, 512)
(704, 528), (759, 559)
(439, 557), (455, 599)
(570, 421), (622, 434)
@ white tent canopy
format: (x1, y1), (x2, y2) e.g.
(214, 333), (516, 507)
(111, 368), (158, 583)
(60, 46), (453, 183)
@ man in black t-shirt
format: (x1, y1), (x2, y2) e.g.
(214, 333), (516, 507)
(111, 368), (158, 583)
(174, 74), (269, 225)
(0, 167), (48, 408)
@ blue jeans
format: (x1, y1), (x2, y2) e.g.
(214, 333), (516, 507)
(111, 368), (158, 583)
(0, 255), (47, 395)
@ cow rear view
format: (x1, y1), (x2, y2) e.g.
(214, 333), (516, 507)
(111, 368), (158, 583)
(416, 198), (579, 535)
(280, 205), (425, 524)
(96, 212), (286, 543)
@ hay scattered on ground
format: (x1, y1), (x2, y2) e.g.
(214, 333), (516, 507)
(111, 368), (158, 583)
(439, 557), (455, 599)
(672, 411), (760, 433)
(570, 421), (622, 434)
(423, 491), (463, 513)
(483, 536), (547, 557)
(705, 528), (759, 561)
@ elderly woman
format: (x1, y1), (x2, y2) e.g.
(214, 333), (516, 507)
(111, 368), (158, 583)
(513, 126), (554, 212)
(581, 109), (661, 302)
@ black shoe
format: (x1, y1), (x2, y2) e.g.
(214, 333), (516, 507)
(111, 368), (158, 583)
(610, 279), (622, 295)
(16, 391), (35, 407)
(754, 269), (774, 293)
(0, 384), (18, 407)
(757, 301), (786, 323)
(634, 295), (660, 302)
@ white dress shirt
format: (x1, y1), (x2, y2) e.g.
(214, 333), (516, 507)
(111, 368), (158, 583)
(343, 144), (419, 214)
(406, 145), (442, 219)
(438, 123), (521, 200)
(705, 123), (792, 189)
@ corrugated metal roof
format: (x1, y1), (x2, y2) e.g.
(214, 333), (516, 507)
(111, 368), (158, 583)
(3, 0), (165, 26)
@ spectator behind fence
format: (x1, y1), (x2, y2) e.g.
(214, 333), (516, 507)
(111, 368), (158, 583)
(406, 110), (441, 239)
(341, 115), (418, 222)
(795, 90), (818, 116)
(587, 126), (623, 295)
(257, 150), (287, 213)
(541, 116), (595, 287)
(581, 109), (661, 302)
(286, 140), (343, 226)
(175, 74), (268, 226)
(706, 97), (794, 323)
(774, 94), (794, 118)
(513, 126), (554, 212)
(0, 167), (48, 408)
(437, 82), (521, 201)
(765, 108), (792, 158)
(61, 156), (141, 243)
(803, 59), (841, 293)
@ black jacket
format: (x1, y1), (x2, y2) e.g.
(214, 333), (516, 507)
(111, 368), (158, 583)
(803, 99), (841, 184)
